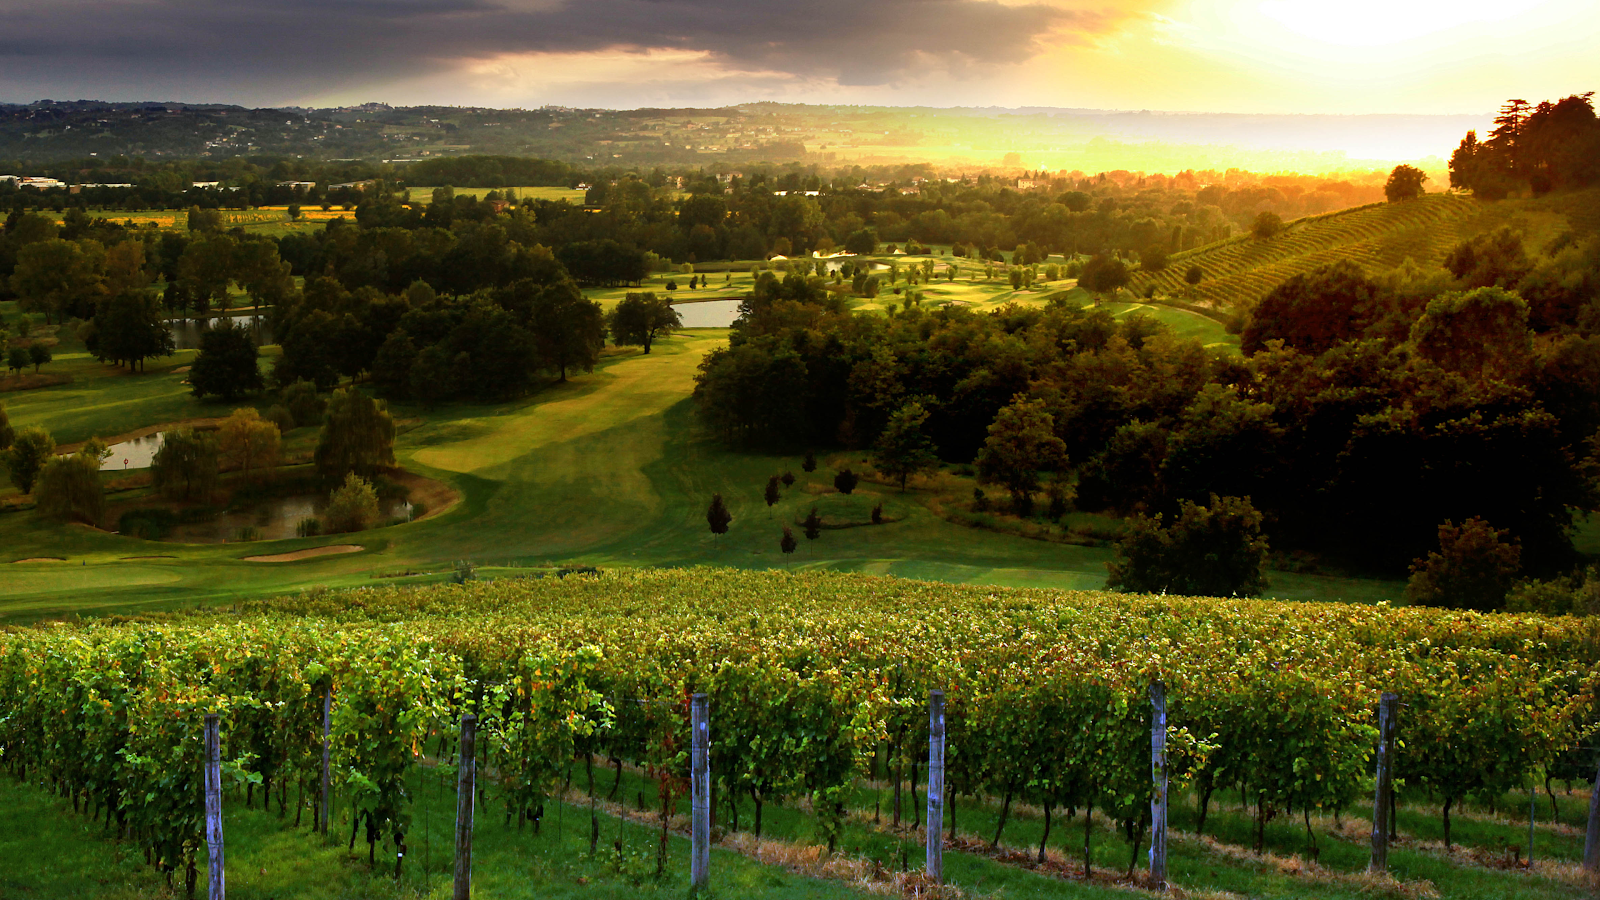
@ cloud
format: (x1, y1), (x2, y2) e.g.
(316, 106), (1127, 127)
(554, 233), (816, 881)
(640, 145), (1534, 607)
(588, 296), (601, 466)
(0, 0), (1144, 105)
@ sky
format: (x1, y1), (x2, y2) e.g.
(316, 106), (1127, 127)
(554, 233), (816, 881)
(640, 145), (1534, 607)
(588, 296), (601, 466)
(1, 0), (1594, 124)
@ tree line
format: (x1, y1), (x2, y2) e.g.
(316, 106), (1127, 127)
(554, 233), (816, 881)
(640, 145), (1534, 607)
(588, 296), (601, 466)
(693, 224), (1600, 598)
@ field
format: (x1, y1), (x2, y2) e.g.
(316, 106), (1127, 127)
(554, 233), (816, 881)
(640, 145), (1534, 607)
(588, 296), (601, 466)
(1132, 189), (1597, 312)
(2, 571), (1595, 900)
(407, 185), (588, 203)
(0, 265), (1273, 621)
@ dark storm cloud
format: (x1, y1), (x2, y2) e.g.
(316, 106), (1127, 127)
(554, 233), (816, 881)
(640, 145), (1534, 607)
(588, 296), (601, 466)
(0, 0), (1125, 103)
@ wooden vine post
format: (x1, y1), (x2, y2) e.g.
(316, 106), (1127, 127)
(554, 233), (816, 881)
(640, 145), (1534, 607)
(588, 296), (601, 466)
(1369, 692), (1399, 873)
(1148, 682), (1168, 890)
(926, 689), (946, 884)
(691, 693), (710, 891)
(319, 687), (331, 836)
(454, 713), (477, 900)
(203, 713), (225, 900)
(1585, 756), (1600, 876)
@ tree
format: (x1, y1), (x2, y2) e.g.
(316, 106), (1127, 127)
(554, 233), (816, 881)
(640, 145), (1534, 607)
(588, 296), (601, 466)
(609, 292), (682, 354)
(781, 471), (795, 488)
(219, 408), (282, 481)
(1384, 164), (1428, 202)
(707, 493), (732, 536)
(92, 288), (174, 371)
(843, 229), (877, 255)
(1106, 494), (1270, 597)
(531, 281), (606, 380)
(314, 388), (396, 483)
(150, 427), (219, 501)
(27, 342), (50, 373)
(0, 403), (13, 450)
(872, 400), (939, 491)
(1443, 227), (1531, 289)
(1185, 265), (1204, 287)
(802, 452), (816, 473)
(763, 475), (781, 517)
(10, 238), (105, 323)
(975, 396), (1068, 514)
(7, 346), (27, 376)
(189, 320), (263, 401)
(1140, 245), (1169, 272)
(323, 473), (381, 533)
(177, 232), (237, 313)
(780, 526), (797, 555)
(3, 426), (55, 495)
(833, 469), (859, 495)
(1404, 518), (1522, 611)
(1409, 286), (1532, 380)
(1077, 254), (1129, 301)
(35, 449), (104, 524)
(1252, 212), (1284, 239)
(802, 506), (822, 544)
(1241, 261), (1380, 355)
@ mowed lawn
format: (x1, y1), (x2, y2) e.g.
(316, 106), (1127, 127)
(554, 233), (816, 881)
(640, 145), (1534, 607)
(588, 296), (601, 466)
(0, 313), (1397, 619)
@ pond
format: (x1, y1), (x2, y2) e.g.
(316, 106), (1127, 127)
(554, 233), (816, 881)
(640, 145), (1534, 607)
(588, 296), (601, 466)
(672, 299), (743, 328)
(99, 432), (165, 472)
(167, 495), (415, 544)
(168, 314), (274, 350)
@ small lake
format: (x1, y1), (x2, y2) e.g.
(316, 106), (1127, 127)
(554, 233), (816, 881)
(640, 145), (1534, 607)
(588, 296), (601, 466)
(168, 495), (414, 543)
(100, 432), (165, 471)
(168, 314), (274, 350)
(673, 299), (742, 328)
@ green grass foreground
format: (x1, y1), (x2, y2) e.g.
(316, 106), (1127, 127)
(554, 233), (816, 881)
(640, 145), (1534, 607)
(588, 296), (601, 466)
(3, 736), (1592, 900)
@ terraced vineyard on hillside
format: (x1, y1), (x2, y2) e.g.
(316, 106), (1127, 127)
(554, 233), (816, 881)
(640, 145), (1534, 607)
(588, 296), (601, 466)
(1135, 190), (1592, 312)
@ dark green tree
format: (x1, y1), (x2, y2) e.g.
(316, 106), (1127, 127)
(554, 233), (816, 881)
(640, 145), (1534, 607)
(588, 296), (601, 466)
(707, 493), (732, 536)
(1404, 518), (1522, 611)
(1106, 494), (1270, 597)
(781, 471), (795, 488)
(802, 452), (816, 472)
(314, 388), (396, 483)
(872, 400), (939, 491)
(763, 475), (781, 517)
(975, 396), (1068, 514)
(0, 402), (13, 450)
(189, 320), (263, 401)
(150, 427), (219, 501)
(833, 468), (859, 495)
(802, 506), (822, 544)
(27, 342), (50, 373)
(531, 281), (606, 380)
(609, 292), (682, 354)
(7, 346), (28, 376)
(1077, 254), (1129, 300)
(1384, 164), (1428, 202)
(780, 525), (797, 555)
(3, 426), (55, 495)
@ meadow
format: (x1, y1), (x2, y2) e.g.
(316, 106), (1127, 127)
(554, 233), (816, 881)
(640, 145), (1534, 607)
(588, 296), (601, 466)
(0, 261), (1322, 622)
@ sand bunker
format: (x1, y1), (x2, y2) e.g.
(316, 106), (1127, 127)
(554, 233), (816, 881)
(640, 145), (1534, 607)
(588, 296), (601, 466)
(11, 557), (66, 563)
(243, 544), (364, 563)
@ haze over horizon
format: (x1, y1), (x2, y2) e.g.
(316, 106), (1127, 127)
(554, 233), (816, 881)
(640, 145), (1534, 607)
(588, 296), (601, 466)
(3, 0), (1596, 165)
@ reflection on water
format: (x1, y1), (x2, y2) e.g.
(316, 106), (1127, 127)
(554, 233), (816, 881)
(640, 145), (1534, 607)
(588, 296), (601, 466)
(100, 432), (165, 471)
(169, 496), (414, 543)
(168, 315), (274, 350)
(672, 299), (742, 328)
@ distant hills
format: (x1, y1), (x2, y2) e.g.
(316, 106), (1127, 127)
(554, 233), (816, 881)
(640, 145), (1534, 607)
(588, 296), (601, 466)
(0, 99), (1480, 173)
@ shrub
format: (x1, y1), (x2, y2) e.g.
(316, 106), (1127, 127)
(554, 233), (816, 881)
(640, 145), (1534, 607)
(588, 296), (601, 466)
(1505, 567), (1600, 616)
(1404, 517), (1521, 611)
(118, 508), (178, 540)
(35, 453), (104, 524)
(870, 502), (884, 525)
(833, 468), (859, 495)
(323, 473), (380, 534)
(3, 426), (55, 494)
(263, 405), (296, 434)
(150, 428), (219, 501)
(295, 517), (323, 538)
(281, 380), (325, 428)
(1106, 494), (1269, 597)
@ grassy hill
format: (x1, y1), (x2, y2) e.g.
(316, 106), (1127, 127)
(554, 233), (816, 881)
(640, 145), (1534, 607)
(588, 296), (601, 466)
(1133, 188), (1599, 312)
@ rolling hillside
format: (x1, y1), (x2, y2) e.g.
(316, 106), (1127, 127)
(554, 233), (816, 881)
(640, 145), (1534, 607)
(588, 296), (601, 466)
(1135, 188), (1598, 312)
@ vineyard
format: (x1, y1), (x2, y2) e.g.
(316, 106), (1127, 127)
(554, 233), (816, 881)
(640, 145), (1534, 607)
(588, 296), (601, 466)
(1132, 190), (1587, 312)
(2, 568), (1598, 897)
